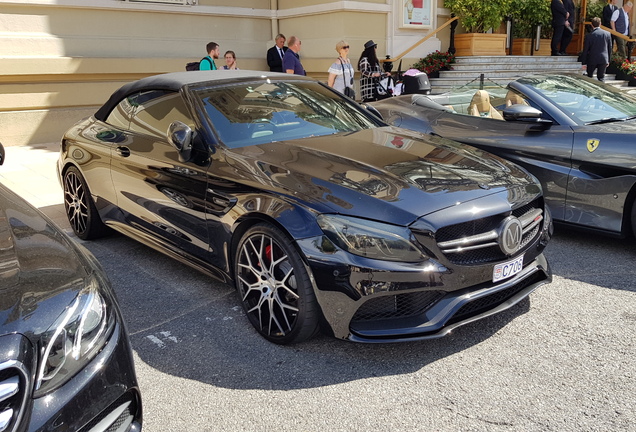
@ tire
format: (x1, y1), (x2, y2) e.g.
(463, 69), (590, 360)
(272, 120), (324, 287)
(63, 166), (109, 240)
(234, 223), (320, 344)
(632, 202), (636, 239)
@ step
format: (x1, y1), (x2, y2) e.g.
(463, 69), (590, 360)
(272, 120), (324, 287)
(452, 55), (580, 64)
(438, 70), (579, 79)
(449, 63), (580, 71)
(421, 55), (636, 94)
(429, 74), (636, 94)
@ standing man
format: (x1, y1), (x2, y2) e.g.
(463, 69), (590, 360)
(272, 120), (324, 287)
(283, 36), (306, 75)
(611, 1), (633, 59)
(267, 34), (288, 72)
(551, 0), (570, 56)
(200, 42), (219, 71)
(602, 0), (619, 52)
(560, 0), (575, 55)
(580, 17), (613, 81)
(603, 0), (619, 27)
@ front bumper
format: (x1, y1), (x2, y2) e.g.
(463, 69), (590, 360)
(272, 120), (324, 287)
(1, 321), (142, 432)
(297, 222), (551, 343)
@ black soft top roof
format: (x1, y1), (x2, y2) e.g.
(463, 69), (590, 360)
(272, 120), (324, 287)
(94, 70), (308, 121)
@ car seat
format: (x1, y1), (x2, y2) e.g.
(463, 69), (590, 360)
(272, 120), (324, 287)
(468, 90), (503, 120)
(505, 90), (529, 107)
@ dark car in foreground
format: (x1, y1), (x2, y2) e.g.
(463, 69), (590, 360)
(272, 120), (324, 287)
(371, 73), (636, 238)
(0, 143), (142, 431)
(58, 71), (552, 344)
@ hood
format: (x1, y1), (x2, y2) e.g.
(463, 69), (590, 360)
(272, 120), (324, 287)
(588, 117), (636, 134)
(0, 183), (89, 338)
(226, 127), (537, 225)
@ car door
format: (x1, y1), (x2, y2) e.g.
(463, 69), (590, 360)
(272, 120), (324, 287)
(567, 125), (636, 233)
(110, 89), (212, 261)
(425, 94), (574, 222)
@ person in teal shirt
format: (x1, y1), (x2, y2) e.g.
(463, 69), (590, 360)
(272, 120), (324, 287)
(200, 42), (220, 70)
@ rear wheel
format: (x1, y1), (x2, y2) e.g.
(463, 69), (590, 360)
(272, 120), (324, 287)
(63, 166), (108, 240)
(632, 202), (636, 240)
(234, 223), (320, 344)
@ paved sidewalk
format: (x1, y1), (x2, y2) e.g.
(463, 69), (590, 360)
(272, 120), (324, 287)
(0, 142), (69, 230)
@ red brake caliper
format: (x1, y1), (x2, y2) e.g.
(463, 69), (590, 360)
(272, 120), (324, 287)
(265, 244), (272, 265)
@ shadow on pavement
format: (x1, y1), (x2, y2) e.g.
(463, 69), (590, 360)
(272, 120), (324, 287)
(545, 225), (636, 292)
(80, 233), (532, 392)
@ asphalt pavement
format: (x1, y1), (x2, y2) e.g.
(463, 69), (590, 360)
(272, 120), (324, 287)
(1, 143), (635, 431)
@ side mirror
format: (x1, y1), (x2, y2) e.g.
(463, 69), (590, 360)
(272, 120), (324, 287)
(167, 121), (193, 162)
(503, 104), (553, 131)
(0, 142), (4, 166)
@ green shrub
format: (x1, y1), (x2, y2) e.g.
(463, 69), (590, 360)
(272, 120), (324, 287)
(445, 0), (512, 33)
(511, 0), (552, 38)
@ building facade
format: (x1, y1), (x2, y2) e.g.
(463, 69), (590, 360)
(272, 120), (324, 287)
(0, 0), (451, 146)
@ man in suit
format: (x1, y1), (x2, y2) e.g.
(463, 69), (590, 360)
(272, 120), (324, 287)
(550, 0), (574, 55)
(267, 34), (288, 72)
(603, 0), (619, 26)
(559, 0), (576, 54)
(551, 0), (570, 55)
(581, 17), (613, 81)
(602, 0), (619, 52)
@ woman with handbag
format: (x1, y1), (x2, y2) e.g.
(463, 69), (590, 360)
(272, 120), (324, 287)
(357, 40), (391, 102)
(327, 40), (356, 99)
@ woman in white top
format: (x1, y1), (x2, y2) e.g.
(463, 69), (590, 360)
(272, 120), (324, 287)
(327, 40), (355, 99)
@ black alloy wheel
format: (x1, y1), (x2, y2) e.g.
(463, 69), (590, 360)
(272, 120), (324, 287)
(63, 166), (108, 240)
(235, 223), (320, 344)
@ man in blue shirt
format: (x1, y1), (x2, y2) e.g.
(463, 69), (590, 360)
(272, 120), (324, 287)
(283, 36), (306, 75)
(200, 42), (219, 71)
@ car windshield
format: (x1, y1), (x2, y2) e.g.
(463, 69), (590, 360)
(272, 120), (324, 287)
(195, 80), (379, 148)
(516, 74), (636, 124)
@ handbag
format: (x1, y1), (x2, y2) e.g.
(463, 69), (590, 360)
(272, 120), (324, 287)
(340, 58), (356, 99)
(373, 76), (392, 100)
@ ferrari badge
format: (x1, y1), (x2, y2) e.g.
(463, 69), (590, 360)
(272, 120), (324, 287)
(586, 139), (600, 153)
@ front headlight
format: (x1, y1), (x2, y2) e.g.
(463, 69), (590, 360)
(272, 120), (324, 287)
(34, 277), (115, 397)
(317, 214), (427, 262)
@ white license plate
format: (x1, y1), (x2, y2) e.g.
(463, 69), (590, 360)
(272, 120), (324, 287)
(493, 256), (524, 283)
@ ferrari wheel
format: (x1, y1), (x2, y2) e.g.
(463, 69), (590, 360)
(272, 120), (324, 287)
(632, 202), (636, 239)
(234, 223), (320, 344)
(63, 166), (108, 240)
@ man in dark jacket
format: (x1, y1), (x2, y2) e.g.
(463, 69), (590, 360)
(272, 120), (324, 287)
(581, 17), (613, 81)
(603, 0), (618, 26)
(551, 0), (572, 55)
(267, 34), (288, 72)
(602, 0), (619, 52)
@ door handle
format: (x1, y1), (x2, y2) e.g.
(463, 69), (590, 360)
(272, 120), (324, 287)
(116, 146), (131, 157)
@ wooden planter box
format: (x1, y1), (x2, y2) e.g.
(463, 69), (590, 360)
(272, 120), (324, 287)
(511, 38), (552, 55)
(455, 33), (508, 56)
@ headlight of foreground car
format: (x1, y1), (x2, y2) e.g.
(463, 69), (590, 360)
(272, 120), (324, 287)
(317, 214), (427, 262)
(34, 277), (115, 397)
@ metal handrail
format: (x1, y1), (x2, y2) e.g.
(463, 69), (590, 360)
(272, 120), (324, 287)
(381, 16), (459, 63)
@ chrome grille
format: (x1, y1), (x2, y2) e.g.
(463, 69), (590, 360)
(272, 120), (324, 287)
(0, 362), (27, 432)
(436, 199), (543, 265)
